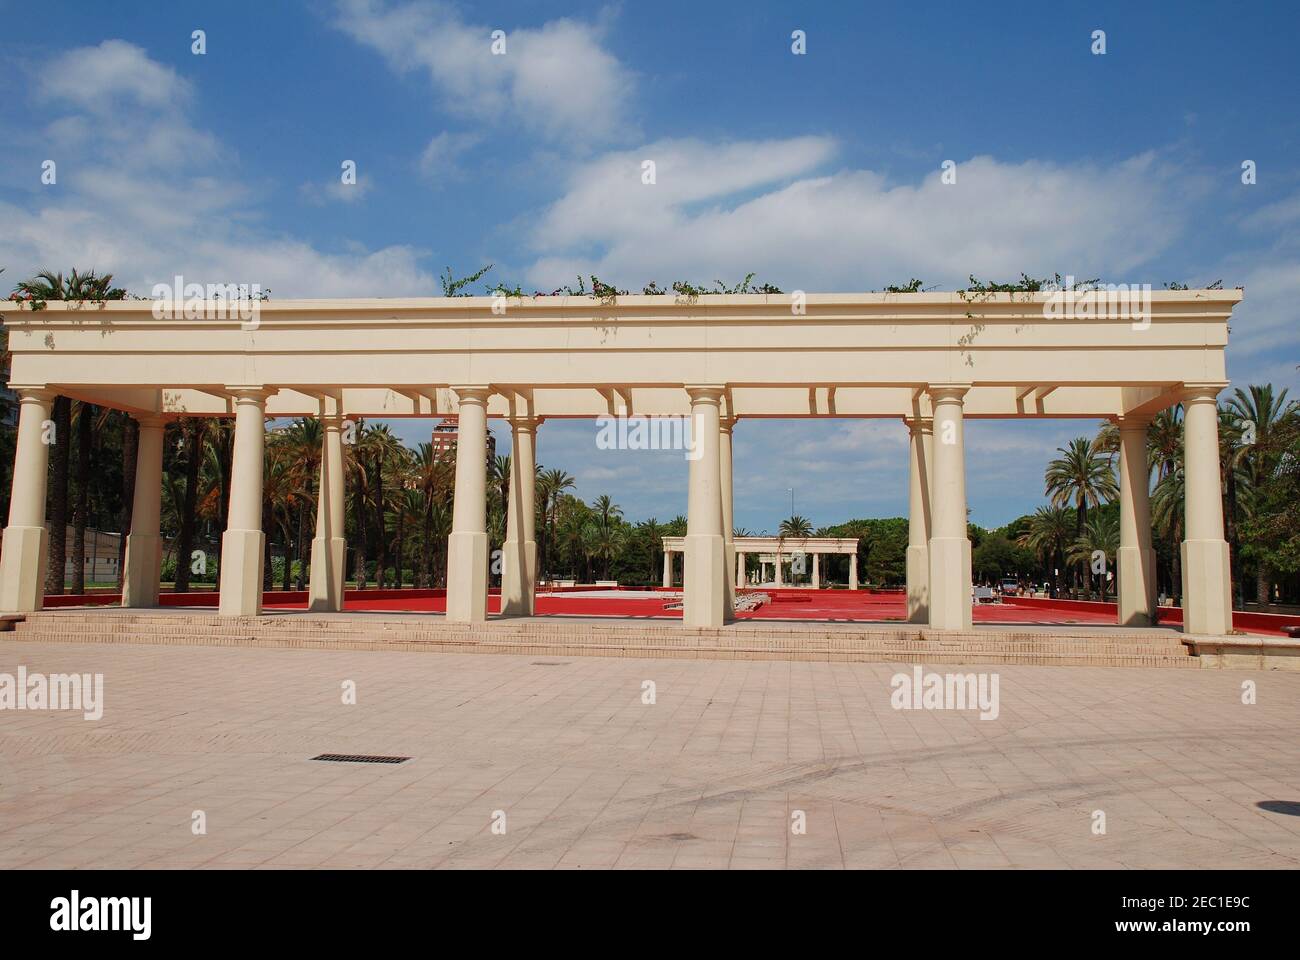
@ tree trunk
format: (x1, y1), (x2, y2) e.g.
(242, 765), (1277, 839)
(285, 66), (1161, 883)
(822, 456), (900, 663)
(45, 396), (72, 595)
(216, 425), (233, 534)
(174, 421), (203, 592)
(374, 454), (387, 589)
(262, 498), (274, 591)
(394, 511), (404, 589)
(295, 498), (307, 590)
(118, 415), (138, 590)
(423, 508), (434, 588)
(279, 510), (292, 592)
(1256, 564), (1271, 606)
(353, 483), (368, 589)
(1225, 469), (1241, 607)
(71, 403), (92, 594)
(1175, 535), (1185, 600)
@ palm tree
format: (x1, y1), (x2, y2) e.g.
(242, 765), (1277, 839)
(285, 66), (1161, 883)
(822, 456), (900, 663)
(537, 468), (575, 580)
(172, 419), (208, 592)
(68, 401), (97, 593)
(1017, 505), (1074, 597)
(590, 495), (624, 578)
(490, 454), (512, 525)
(639, 518), (664, 585)
(396, 487), (424, 588)
(777, 515), (813, 585)
(1044, 436), (1118, 595)
(267, 419), (321, 591)
(1067, 511), (1120, 599)
(363, 424), (405, 588)
(1151, 466), (1185, 603)
(12, 270), (126, 594)
(1224, 385), (1299, 604)
(779, 515), (813, 537)
(346, 419), (372, 588)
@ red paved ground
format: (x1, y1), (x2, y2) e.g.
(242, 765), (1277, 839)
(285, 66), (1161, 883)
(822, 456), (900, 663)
(305, 590), (1127, 626)
(42, 587), (1296, 634)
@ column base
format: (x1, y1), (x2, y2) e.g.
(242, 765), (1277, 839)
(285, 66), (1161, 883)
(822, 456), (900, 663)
(1181, 539), (1232, 636)
(218, 528), (265, 616)
(906, 544), (930, 623)
(1117, 545), (1157, 626)
(446, 530), (489, 623)
(121, 532), (162, 608)
(0, 525), (47, 612)
(307, 536), (346, 613)
(928, 536), (972, 630)
(683, 533), (728, 628)
(500, 539), (536, 616)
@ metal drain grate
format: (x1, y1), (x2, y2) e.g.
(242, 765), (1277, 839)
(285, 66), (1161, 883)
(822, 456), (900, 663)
(311, 753), (410, 764)
(530, 660), (571, 666)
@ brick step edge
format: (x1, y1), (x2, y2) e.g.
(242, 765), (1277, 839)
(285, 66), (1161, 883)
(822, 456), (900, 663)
(8, 629), (1200, 667)
(15, 615), (1184, 643)
(9, 622), (1192, 651)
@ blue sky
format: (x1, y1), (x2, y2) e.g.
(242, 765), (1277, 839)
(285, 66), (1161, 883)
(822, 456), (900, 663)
(2, 1), (1297, 532)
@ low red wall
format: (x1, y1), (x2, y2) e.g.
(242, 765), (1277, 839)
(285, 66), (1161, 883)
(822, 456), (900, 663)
(41, 587), (452, 608)
(1004, 595), (1298, 635)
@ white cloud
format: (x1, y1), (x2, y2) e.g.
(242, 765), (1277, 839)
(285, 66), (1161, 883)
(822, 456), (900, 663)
(299, 176), (374, 205)
(332, 0), (633, 142)
(38, 39), (190, 114)
(1240, 190), (1300, 231)
(525, 141), (1201, 291)
(2, 41), (431, 298)
(419, 131), (484, 180)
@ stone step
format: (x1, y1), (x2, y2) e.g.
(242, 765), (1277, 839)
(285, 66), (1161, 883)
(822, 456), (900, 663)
(9, 614), (1198, 668)
(9, 630), (1198, 667)
(16, 612), (1184, 641)
(10, 619), (1192, 654)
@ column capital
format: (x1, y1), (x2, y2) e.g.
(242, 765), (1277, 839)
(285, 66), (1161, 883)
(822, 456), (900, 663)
(720, 415), (737, 432)
(1110, 413), (1151, 432)
(927, 384), (971, 403)
(507, 415), (543, 432)
(1181, 381), (1228, 404)
(224, 386), (276, 403)
(902, 415), (934, 433)
(684, 384), (726, 402)
(10, 387), (57, 404)
(134, 413), (171, 429)
(451, 384), (492, 404)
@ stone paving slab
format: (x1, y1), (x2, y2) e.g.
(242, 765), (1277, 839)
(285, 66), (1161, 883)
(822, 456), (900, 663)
(1, 639), (1298, 869)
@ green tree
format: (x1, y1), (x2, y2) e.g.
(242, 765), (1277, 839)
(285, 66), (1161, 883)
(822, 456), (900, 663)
(1044, 436), (1118, 596)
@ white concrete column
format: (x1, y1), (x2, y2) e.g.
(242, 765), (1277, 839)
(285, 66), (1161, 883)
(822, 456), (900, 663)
(720, 416), (736, 617)
(501, 416), (540, 616)
(219, 388), (273, 616)
(0, 389), (55, 612)
(308, 411), (347, 612)
(122, 415), (167, 608)
(774, 552), (784, 587)
(735, 549), (745, 589)
(811, 553), (820, 589)
(683, 386), (727, 628)
(849, 553), (859, 591)
(1181, 385), (1232, 635)
(446, 386), (491, 622)
(1116, 416), (1157, 626)
(904, 416), (934, 623)
(662, 549), (672, 588)
(927, 385), (972, 630)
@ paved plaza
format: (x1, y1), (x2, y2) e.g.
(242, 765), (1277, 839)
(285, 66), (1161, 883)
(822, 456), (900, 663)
(1, 638), (1298, 869)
